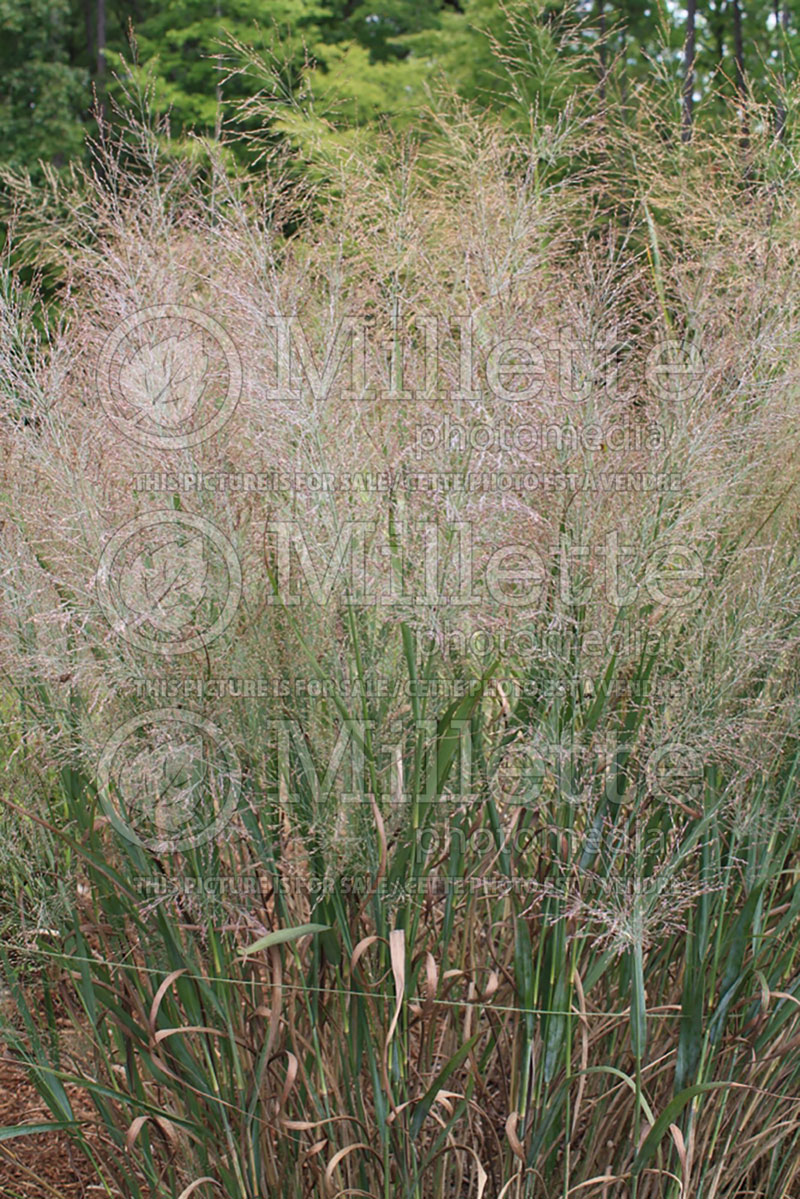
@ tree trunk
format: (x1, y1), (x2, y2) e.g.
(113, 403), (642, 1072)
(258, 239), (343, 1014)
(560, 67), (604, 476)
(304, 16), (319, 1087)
(775, 0), (789, 140)
(215, 0), (223, 140)
(597, 0), (607, 104)
(731, 0), (745, 99)
(95, 0), (106, 120)
(84, 0), (95, 68)
(682, 0), (697, 143)
(96, 0), (106, 81)
(730, 0), (748, 151)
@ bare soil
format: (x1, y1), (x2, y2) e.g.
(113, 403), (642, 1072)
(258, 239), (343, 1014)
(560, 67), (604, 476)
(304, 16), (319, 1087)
(0, 1050), (100, 1198)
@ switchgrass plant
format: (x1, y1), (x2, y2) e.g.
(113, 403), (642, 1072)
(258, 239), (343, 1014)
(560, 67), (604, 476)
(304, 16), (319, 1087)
(1, 78), (800, 1198)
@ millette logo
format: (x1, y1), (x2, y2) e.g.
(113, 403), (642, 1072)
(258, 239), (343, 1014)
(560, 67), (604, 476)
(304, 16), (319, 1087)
(96, 510), (242, 655)
(97, 709), (241, 853)
(96, 305), (242, 448)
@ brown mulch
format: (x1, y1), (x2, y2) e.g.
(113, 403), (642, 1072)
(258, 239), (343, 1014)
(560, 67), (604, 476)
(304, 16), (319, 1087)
(0, 1051), (101, 1198)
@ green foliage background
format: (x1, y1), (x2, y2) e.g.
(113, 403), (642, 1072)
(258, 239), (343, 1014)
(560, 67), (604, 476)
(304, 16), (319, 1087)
(2, 0), (799, 178)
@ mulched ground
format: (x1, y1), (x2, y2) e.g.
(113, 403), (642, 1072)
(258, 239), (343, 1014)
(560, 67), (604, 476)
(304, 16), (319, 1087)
(0, 1050), (102, 1198)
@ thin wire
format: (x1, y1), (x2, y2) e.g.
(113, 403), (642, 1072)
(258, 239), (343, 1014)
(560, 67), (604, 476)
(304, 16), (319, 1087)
(4, 942), (711, 1020)
(4, 947), (800, 1158)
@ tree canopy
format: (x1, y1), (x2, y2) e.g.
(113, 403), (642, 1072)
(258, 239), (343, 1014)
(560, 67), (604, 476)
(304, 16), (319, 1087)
(1, 0), (798, 178)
